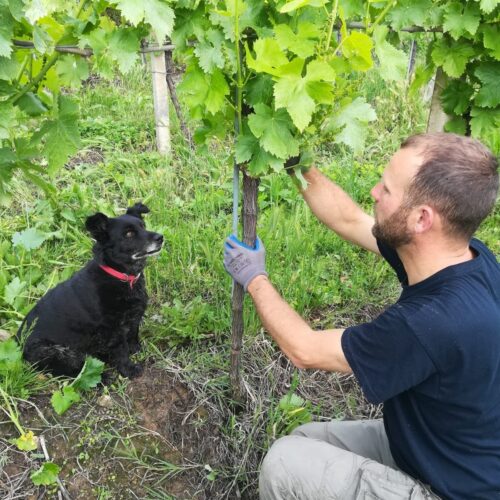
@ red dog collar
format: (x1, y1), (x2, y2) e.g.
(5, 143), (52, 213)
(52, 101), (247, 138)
(99, 265), (141, 289)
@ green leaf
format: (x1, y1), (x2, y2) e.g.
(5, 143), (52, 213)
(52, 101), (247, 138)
(444, 116), (467, 135)
(12, 227), (48, 250)
(0, 55), (20, 81)
(342, 32), (373, 71)
(38, 95), (81, 174)
(470, 107), (500, 154)
(205, 69), (229, 114)
(482, 25), (500, 60)
(235, 132), (257, 164)
(477, 0), (499, 14)
(15, 92), (48, 117)
(474, 62), (500, 108)
(33, 25), (53, 54)
(246, 38), (289, 76)
(114, 0), (175, 44)
(248, 103), (299, 159)
(387, 0), (434, 30)
(440, 80), (474, 115)
(372, 26), (407, 82)
(431, 38), (475, 78)
(4, 277), (27, 306)
(0, 5), (14, 58)
(31, 462), (61, 486)
(51, 385), (81, 415)
(72, 357), (105, 391)
(327, 97), (377, 153)
(245, 74), (274, 106)
(108, 28), (141, 74)
(0, 338), (22, 372)
(194, 29), (225, 74)
(56, 55), (90, 88)
(14, 431), (38, 452)
(274, 73), (316, 132)
(279, 0), (328, 13)
(274, 22), (320, 59)
(443, 2), (481, 40)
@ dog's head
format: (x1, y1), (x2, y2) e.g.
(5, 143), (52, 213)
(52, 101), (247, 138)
(85, 203), (163, 272)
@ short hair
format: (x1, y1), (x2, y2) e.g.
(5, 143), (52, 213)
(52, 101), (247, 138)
(401, 133), (499, 241)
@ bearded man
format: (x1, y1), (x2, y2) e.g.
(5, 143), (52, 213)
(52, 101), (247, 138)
(223, 133), (500, 500)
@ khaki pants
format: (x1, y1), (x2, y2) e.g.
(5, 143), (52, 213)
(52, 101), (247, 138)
(259, 419), (440, 500)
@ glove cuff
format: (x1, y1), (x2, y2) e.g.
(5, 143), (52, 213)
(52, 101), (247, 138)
(243, 271), (268, 292)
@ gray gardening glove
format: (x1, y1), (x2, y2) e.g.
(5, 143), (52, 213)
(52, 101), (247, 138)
(223, 234), (268, 291)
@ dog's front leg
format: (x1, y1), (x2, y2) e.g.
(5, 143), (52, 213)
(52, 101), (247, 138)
(108, 331), (143, 378)
(127, 321), (141, 355)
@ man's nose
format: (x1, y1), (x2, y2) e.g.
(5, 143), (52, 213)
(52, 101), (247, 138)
(371, 183), (381, 201)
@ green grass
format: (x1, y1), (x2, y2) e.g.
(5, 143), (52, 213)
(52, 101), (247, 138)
(0, 66), (498, 498)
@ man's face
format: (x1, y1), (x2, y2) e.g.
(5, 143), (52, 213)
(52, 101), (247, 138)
(370, 147), (423, 248)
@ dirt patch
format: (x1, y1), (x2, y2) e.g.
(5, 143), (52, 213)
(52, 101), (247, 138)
(0, 364), (212, 499)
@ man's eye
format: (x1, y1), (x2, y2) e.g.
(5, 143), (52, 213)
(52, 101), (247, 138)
(125, 230), (135, 238)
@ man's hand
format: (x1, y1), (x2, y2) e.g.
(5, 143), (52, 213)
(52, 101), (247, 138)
(223, 235), (268, 291)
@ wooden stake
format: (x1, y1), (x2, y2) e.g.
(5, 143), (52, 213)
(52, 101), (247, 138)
(427, 67), (449, 133)
(150, 48), (171, 155)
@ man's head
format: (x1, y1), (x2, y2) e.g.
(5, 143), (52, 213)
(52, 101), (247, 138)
(371, 133), (498, 248)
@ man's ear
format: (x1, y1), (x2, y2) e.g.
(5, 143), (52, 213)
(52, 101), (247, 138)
(414, 205), (434, 234)
(85, 213), (109, 242)
(126, 202), (150, 220)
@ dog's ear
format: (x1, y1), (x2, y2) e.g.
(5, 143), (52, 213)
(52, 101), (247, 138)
(126, 202), (150, 220)
(85, 213), (109, 242)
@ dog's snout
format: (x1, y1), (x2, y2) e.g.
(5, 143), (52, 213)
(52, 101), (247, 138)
(153, 233), (163, 244)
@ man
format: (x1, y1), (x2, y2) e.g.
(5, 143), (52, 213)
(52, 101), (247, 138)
(223, 133), (500, 500)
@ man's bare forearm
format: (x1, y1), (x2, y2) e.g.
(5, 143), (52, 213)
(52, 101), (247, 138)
(247, 275), (351, 373)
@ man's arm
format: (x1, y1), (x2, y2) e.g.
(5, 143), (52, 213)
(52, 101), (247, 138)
(247, 275), (352, 373)
(301, 167), (379, 254)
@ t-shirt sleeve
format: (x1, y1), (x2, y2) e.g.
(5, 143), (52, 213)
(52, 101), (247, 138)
(341, 305), (437, 404)
(377, 239), (408, 284)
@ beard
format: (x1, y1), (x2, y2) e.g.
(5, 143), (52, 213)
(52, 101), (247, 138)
(372, 205), (413, 248)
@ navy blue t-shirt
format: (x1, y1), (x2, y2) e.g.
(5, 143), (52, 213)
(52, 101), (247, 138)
(341, 238), (500, 500)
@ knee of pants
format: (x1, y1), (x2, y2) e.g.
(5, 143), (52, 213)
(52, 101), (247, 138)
(260, 436), (299, 482)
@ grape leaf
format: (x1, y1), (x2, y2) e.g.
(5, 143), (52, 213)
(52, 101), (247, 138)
(274, 73), (316, 132)
(108, 28), (141, 74)
(246, 38), (289, 76)
(440, 79), (474, 115)
(431, 38), (475, 78)
(444, 116), (467, 135)
(72, 357), (105, 391)
(0, 55), (20, 81)
(14, 430), (38, 452)
(342, 32), (373, 71)
(443, 2), (481, 40)
(55, 55), (89, 88)
(113, 0), (175, 43)
(0, 5), (14, 58)
(38, 95), (81, 174)
(373, 25), (407, 82)
(478, 0), (499, 14)
(51, 385), (81, 415)
(31, 462), (61, 486)
(274, 22), (320, 59)
(248, 103), (299, 159)
(16, 92), (48, 116)
(474, 62), (500, 108)
(33, 25), (53, 54)
(482, 25), (500, 61)
(387, 0), (434, 30)
(470, 107), (500, 154)
(194, 29), (225, 74)
(12, 228), (48, 250)
(326, 97), (376, 153)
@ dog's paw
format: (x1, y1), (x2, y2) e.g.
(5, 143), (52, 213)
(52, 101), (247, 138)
(119, 362), (144, 379)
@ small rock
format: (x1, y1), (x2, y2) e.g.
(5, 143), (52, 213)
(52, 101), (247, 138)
(0, 329), (11, 341)
(97, 394), (113, 408)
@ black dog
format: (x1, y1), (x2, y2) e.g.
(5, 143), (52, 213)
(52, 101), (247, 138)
(18, 203), (163, 379)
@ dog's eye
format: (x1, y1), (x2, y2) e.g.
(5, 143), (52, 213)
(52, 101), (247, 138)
(124, 230), (135, 238)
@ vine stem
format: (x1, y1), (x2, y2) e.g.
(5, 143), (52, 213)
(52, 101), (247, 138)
(368, 0), (397, 35)
(324, 0), (339, 53)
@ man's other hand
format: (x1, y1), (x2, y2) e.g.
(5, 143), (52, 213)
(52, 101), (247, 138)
(223, 235), (268, 291)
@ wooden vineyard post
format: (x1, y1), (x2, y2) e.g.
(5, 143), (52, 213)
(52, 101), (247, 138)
(230, 171), (259, 403)
(427, 66), (449, 133)
(150, 46), (171, 155)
